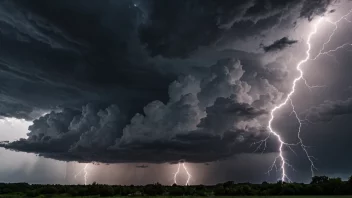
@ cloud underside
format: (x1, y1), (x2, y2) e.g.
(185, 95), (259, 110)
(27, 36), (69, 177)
(1, 59), (279, 163)
(1, 132), (256, 163)
(0, 0), (333, 163)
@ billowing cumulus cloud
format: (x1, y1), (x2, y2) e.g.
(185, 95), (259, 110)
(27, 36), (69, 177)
(1, 58), (281, 163)
(0, 0), (332, 120)
(0, 0), (339, 165)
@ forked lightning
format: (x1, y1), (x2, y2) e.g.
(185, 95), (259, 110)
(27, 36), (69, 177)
(74, 164), (89, 185)
(69, 9), (352, 185)
(173, 162), (192, 185)
(255, 9), (352, 182)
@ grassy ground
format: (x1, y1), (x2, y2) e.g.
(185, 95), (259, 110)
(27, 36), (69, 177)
(3, 196), (352, 198)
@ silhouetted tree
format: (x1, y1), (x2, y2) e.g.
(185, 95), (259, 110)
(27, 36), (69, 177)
(1, 175), (352, 196)
(311, 176), (329, 184)
(100, 185), (115, 197)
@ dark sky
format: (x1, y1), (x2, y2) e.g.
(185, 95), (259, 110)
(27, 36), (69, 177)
(1, 0), (352, 185)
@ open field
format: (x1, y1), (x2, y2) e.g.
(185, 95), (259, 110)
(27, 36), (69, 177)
(2, 196), (352, 198)
(1, 176), (352, 197)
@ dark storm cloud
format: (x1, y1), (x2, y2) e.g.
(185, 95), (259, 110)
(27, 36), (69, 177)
(1, 58), (279, 163)
(0, 0), (171, 119)
(300, 0), (333, 20)
(0, 0), (332, 119)
(0, 0), (336, 163)
(262, 37), (298, 52)
(197, 97), (267, 136)
(0, 1), (82, 51)
(303, 98), (352, 122)
(140, 0), (333, 58)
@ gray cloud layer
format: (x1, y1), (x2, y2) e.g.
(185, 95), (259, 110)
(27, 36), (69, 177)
(303, 97), (352, 122)
(1, 58), (281, 163)
(140, 0), (332, 57)
(0, 0), (335, 164)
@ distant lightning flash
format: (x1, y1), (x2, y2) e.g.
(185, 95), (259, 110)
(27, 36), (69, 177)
(173, 162), (192, 185)
(74, 164), (89, 185)
(254, 9), (352, 182)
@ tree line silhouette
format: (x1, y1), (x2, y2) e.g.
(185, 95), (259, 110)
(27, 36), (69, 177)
(1, 176), (352, 197)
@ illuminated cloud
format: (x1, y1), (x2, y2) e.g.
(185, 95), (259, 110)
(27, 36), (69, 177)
(1, 0), (352, 184)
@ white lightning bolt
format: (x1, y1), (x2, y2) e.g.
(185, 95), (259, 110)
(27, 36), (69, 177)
(74, 164), (89, 185)
(290, 99), (317, 176)
(311, 9), (352, 60)
(256, 8), (352, 182)
(173, 162), (192, 185)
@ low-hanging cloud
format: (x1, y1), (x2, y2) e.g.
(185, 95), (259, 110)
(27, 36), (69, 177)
(1, 58), (282, 163)
(0, 0), (337, 164)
